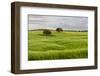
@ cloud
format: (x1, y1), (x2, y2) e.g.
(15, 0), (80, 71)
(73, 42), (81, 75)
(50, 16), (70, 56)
(28, 15), (88, 30)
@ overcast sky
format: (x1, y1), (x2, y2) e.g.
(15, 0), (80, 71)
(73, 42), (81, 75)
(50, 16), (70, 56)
(28, 15), (88, 31)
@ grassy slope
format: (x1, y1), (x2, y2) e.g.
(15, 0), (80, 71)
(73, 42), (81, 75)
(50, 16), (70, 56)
(28, 31), (88, 60)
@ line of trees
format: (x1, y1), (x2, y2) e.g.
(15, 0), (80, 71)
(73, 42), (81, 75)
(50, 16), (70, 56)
(42, 28), (87, 36)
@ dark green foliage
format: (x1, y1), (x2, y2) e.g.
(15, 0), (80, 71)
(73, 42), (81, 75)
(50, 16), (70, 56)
(43, 29), (52, 36)
(56, 28), (63, 32)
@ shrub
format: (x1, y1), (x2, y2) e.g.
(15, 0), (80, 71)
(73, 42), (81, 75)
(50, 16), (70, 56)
(43, 29), (52, 36)
(56, 28), (63, 32)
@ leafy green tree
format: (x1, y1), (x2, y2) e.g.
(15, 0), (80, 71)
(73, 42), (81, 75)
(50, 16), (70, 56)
(56, 28), (63, 32)
(43, 29), (52, 36)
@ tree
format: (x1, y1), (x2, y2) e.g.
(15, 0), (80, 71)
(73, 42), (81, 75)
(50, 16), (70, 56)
(43, 29), (52, 36)
(56, 28), (63, 32)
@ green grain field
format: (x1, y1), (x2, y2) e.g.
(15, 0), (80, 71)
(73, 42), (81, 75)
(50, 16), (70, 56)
(28, 31), (88, 60)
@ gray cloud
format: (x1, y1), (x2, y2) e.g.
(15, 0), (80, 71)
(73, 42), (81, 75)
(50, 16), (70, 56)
(28, 15), (88, 31)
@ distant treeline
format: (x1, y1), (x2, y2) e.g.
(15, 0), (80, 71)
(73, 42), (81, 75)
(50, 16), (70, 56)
(29, 29), (88, 32)
(64, 30), (88, 32)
